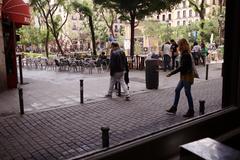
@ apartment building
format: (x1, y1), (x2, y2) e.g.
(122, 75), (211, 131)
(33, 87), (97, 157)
(149, 0), (220, 26)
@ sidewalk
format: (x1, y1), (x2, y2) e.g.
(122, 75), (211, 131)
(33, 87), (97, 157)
(0, 64), (221, 116)
(0, 64), (223, 160)
(0, 78), (222, 160)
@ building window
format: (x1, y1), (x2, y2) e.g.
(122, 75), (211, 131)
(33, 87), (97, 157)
(183, 1), (186, 8)
(177, 11), (180, 19)
(79, 14), (84, 20)
(72, 15), (77, 20)
(213, 0), (216, 5)
(195, 11), (198, 17)
(72, 24), (77, 30)
(177, 21), (180, 26)
(183, 20), (186, 25)
(183, 10), (186, 18)
(189, 10), (192, 17)
(162, 15), (165, 21)
(168, 14), (172, 20)
(114, 25), (119, 32)
(157, 15), (159, 20)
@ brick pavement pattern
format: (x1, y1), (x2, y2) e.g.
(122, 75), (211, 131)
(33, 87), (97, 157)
(0, 78), (222, 160)
(0, 63), (222, 116)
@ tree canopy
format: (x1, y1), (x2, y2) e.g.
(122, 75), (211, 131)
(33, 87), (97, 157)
(94, 0), (181, 57)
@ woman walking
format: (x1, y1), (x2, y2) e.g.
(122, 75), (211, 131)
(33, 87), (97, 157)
(166, 38), (195, 118)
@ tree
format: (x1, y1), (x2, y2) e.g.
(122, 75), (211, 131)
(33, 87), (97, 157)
(142, 21), (173, 43)
(96, 6), (118, 39)
(218, 0), (226, 45)
(72, 1), (97, 56)
(47, 0), (70, 55)
(17, 26), (54, 53)
(94, 0), (181, 59)
(30, 0), (70, 56)
(30, 0), (51, 57)
(188, 0), (206, 40)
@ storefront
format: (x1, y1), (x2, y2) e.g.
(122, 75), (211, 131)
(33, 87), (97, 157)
(0, 0), (30, 90)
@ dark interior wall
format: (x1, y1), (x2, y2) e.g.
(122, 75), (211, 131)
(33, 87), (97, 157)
(2, 21), (18, 89)
(222, 0), (240, 108)
(0, 20), (7, 92)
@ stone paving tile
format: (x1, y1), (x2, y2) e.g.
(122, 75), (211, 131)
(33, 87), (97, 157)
(0, 78), (222, 160)
(1, 63), (222, 116)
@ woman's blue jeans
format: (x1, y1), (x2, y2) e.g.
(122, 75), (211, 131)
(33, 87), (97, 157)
(173, 80), (194, 111)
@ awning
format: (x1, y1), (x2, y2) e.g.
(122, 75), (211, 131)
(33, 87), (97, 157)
(2, 0), (30, 25)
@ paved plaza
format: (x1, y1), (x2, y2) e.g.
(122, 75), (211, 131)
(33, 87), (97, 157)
(0, 64), (223, 160)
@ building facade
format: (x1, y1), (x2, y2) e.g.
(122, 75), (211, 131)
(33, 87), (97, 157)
(148, 0), (220, 27)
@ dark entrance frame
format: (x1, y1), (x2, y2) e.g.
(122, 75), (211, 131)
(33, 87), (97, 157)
(222, 0), (240, 108)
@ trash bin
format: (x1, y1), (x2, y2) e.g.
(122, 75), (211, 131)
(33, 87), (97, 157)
(145, 59), (160, 89)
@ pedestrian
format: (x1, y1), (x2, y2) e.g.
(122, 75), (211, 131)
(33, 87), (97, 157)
(166, 38), (195, 118)
(162, 41), (171, 72)
(170, 39), (179, 69)
(191, 41), (201, 65)
(105, 42), (130, 101)
(200, 42), (208, 66)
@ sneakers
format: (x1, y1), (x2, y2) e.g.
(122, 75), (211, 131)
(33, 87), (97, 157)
(166, 107), (177, 115)
(183, 110), (194, 118)
(125, 96), (130, 101)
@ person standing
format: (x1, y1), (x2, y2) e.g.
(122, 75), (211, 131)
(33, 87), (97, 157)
(170, 39), (179, 69)
(200, 42), (208, 66)
(105, 42), (130, 101)
(191, 41), (201, 65)
(162, 41), (171, 72)
(166, 38), (195, 118)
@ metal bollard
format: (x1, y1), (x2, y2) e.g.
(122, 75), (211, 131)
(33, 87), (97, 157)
(199, 100), (205, 115)
(101, 127), (110, 148)
(205, 64), (209, 80)
(18, 55), (23, 84)
(80, 79), (84, 104)
(18, 88), (24, 115)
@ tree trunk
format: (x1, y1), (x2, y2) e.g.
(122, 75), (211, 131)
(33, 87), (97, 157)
(89, 16), (97, 56)
(45, 26), (49, 58)
(54, 34), (64, 55)
(110, 28), (115, 38)
(199, 0), (205, 41)
(130, 14), (136, 59)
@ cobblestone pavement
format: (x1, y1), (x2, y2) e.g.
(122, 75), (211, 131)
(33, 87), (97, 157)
(0, 63), (222, 116)
(0, 77), (222, 160)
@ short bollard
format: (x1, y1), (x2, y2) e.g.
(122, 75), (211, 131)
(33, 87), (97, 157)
(80, 80), (84, 104)
(101, 127), (110, 148)
(199, 100), (205, 115)
(205, 64), (209, 80)
(18, 88), (24, 115)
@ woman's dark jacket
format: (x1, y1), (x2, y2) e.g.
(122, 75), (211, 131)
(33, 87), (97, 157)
(170, 51), (194, 84)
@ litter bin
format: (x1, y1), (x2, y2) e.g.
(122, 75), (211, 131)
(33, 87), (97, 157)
(145, 59), (160, 89)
